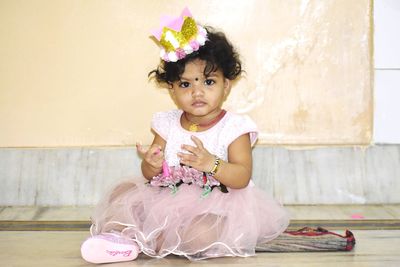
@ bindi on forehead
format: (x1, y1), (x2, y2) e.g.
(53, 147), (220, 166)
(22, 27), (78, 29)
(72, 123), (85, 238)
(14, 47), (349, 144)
(180, 73), (219, 82)
(180, 75), (203, 81)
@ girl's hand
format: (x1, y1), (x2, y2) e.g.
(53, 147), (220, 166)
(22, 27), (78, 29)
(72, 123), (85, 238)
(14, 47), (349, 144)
(178, 136), (215, 172)
(136, 142), (164, 171)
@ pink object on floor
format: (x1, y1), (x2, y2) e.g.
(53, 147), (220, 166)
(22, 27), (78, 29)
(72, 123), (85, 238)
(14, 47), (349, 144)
(81, 234), (139, 264)
(350, 214), (365, 219)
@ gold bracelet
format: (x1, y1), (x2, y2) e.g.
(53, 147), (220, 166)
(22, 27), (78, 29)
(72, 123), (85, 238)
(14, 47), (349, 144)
(208, 156), (221, 177)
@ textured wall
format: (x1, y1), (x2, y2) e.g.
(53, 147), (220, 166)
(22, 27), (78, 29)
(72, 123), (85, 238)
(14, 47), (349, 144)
(0, 0), (372, 147)
(230, 1), (373, 145)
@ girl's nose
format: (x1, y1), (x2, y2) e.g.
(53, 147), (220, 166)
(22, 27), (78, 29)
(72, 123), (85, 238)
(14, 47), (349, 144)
(191, 83), (204, 96)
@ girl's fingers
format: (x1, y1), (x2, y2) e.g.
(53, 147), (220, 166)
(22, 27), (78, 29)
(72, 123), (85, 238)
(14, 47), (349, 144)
(191, 135), (204, 149)
(178, 153), (206, 169)
(150, 145), (162, 156)
(137, 143), (163, 161)
(181, 136), (204, 154)
(178, 152), (196, 162)
(181, 144), (197, 155)
(136, 142), (147, 157)
(154, 147), (161, 155)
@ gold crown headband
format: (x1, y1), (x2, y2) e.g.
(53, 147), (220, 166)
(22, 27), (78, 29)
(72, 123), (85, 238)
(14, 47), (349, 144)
(151, 7), (207, 62)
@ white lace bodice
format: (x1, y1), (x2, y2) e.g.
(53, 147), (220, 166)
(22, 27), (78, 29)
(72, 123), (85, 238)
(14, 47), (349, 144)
(151, 109), (258, 166)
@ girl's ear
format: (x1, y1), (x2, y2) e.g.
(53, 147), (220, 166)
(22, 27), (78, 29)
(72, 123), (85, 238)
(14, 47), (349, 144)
(168, 83), (176, 100)
(223, 78), (231, 97)
(167, 83), (174, 94)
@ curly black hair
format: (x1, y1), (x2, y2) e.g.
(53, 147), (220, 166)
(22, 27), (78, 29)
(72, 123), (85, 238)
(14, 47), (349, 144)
(149, 27), (242, 84)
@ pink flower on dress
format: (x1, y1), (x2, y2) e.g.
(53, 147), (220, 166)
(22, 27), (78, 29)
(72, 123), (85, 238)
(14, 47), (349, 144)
(207, 176), (220, 187)
(150, 165), (180, 187)
(150, 164), (222, 193)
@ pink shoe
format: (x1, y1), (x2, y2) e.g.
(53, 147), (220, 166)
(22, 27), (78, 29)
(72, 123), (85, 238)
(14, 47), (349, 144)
(81, 234), (139, 264)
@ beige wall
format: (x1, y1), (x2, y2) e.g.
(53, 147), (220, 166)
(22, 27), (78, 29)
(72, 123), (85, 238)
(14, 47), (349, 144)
(0, 0), (372, 147)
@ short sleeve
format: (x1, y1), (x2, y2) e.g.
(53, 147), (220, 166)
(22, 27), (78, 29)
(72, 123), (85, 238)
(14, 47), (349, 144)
(151, 110), (177, 140)
(224, 114), (258, 147)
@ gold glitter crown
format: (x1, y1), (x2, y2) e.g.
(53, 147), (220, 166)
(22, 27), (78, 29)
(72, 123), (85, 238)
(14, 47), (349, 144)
(151, 7), (207, 62)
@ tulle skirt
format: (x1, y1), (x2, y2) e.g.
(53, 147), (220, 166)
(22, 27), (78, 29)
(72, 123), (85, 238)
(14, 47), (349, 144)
(90, 178), (290, 260)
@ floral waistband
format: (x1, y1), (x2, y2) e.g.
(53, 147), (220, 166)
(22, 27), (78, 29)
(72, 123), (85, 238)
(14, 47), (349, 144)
(149, 165), (228, 197)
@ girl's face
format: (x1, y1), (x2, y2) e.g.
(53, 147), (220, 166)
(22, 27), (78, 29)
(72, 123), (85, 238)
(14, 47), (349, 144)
(170, 59), (231, 120)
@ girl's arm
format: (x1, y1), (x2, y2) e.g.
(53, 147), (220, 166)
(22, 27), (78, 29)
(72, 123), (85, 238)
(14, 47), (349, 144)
(137, 133), (167, 180)
(178, 134), (253, 189)
(213, 134), (252, 188)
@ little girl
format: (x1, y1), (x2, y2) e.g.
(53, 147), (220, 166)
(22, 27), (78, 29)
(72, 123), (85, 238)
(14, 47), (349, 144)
(81, 8), (289, 263)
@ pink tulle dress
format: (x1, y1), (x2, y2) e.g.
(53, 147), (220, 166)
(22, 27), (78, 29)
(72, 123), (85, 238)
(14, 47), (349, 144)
(90, 109), (290, 260)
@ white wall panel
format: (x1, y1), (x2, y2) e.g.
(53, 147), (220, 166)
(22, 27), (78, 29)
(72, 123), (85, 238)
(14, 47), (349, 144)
(373, 0), (400, 144)
(374, 70), (400, 143)
(374, 0), (400, 69)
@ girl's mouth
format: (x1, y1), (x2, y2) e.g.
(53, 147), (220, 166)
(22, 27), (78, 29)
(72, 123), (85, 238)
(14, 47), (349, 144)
(192, 101), (206, 107)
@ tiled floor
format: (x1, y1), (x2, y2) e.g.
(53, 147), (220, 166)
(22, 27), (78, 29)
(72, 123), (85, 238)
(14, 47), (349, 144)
(1, 205), (400, 266)
(0, 230), (399, 266)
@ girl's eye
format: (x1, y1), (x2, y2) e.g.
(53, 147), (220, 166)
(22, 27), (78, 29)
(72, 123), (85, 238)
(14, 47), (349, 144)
(179, 81), (190, 88)
(205, 79), (215, 86)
